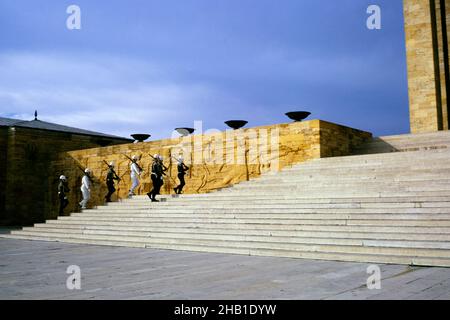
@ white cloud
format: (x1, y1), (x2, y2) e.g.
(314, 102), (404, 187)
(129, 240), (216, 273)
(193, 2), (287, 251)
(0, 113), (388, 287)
(0, 51), (245, 139)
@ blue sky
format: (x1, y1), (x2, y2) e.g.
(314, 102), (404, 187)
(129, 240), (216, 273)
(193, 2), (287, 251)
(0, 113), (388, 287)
(0, 0), (409, 139)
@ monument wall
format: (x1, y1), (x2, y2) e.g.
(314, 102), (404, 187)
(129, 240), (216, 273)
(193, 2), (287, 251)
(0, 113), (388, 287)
(48, 120), (371, 221)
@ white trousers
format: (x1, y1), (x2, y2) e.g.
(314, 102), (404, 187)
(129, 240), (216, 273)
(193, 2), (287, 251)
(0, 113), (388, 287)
(80, 188), (90, 209)
(129, 176), (139, 194)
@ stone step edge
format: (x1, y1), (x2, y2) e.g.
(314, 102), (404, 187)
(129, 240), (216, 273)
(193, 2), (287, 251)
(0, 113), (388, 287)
(74, 212), (450, 219)
(43, 219), (450, 231)
(4, 233), (449, 267)
(2, 233), (450, 267)
(29, 223), (450, 239)
(7, 230), (450, 255)
(54, 217), (450, 226)
(15, 227), (450, 249)
(66, 216), (450, 226)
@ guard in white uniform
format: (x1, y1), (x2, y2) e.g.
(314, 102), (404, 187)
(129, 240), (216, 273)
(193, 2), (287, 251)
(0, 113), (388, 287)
(129, 155), (142, 197)
(79, 168), (92, 209)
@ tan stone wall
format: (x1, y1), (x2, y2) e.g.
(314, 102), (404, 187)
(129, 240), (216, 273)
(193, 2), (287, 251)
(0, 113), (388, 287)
(49, 120), (371, 219)
(404, 0), (441, 133)
(404, 0), (450, 133)
(447, 0), (450, 54)
(436, 0), (448, 130)
(319, 121), (372, 157)
(444, 0), (450, 127)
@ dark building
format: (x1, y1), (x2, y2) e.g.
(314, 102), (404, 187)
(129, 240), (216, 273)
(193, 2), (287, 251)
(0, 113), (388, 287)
(0, 115), (132, 226)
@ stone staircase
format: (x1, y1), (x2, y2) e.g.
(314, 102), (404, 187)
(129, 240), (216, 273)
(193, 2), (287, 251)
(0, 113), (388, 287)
(352, 130), (450, 154)
(3, 132), (450, 267)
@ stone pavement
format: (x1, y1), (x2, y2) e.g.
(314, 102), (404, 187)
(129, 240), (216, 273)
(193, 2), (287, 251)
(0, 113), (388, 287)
(1, 238), (450, 300)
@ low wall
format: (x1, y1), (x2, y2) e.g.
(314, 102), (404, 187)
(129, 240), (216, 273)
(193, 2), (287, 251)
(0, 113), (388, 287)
(48, 120), (371, 219)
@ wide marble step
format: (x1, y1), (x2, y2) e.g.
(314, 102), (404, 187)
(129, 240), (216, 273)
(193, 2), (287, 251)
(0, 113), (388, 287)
(27, 224), (450, 241)
(4, 231), (450, 267)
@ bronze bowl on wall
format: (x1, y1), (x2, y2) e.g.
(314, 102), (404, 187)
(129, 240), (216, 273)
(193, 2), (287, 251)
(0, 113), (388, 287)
(285, 111), (311, 122)
(225, 120), (248, 130)
(175, 127), (195, 136)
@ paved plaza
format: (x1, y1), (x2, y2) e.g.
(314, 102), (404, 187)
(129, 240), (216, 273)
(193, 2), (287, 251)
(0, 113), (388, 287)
(1, 236), (450, 300)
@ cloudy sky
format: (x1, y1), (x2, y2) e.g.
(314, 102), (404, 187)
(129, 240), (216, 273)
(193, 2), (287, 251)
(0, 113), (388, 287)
(0, 0), (409, 140)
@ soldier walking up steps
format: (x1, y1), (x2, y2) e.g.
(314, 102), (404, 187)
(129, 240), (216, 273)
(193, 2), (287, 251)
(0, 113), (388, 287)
(79, 168), (92, 210)
(58, 175), (70, 215)
(158, 155), (168, 195)
(147, 154), (163, 202)
(128, 155), (142, 198)
(174, 156), (189, 194)
(105, 162), (120, 202)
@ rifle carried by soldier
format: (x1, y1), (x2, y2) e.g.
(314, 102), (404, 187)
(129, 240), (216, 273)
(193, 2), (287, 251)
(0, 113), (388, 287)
(76, 165), (95, 185)
(148, 153), (179, 185)
(123, 154), (144, 172)
(102, 160), (121, 181)
(148, 153), (167, 176)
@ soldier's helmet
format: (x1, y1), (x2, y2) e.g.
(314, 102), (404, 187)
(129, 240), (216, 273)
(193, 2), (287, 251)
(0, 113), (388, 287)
(131, 155), (138, 161)
(178, 156), (184, 164)
(85, 168), (91, 174)
(153, 154), (159, 160)
(60, 175), (67, 181)
(158, 155), (164, 161)
(109, 162), (115, 167)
